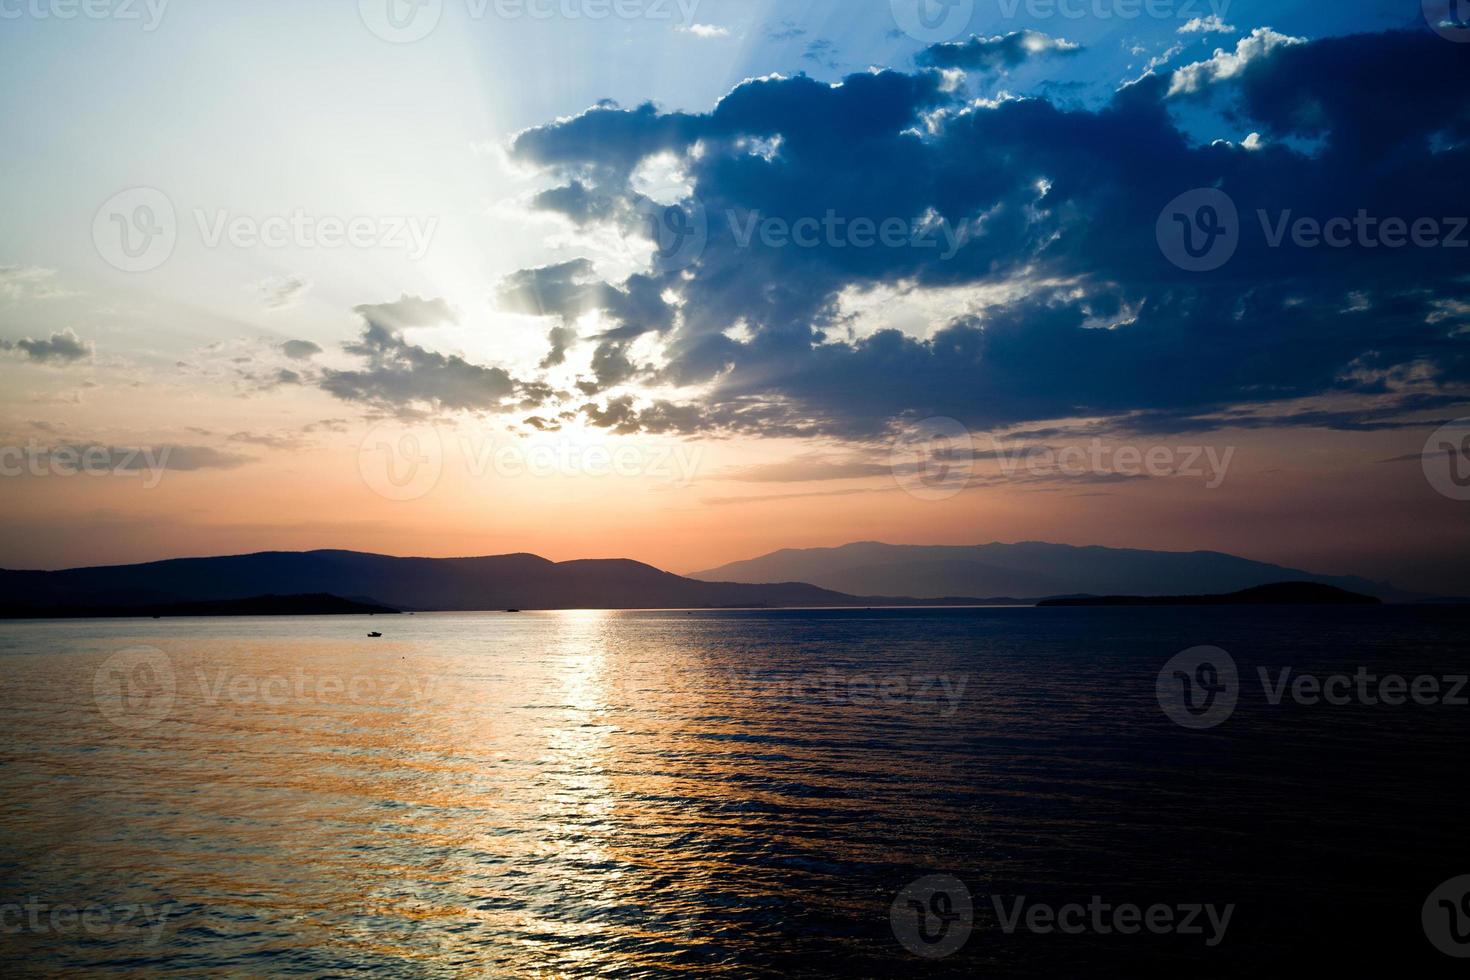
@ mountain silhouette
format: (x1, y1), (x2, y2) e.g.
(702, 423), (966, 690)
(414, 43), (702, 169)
(690, 541), (1403, 600)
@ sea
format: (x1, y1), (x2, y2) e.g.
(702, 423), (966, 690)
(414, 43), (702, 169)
(0, 607), (1466, 976)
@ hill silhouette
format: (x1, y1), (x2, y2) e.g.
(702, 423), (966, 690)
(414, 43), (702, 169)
(0, 550), (999, 615)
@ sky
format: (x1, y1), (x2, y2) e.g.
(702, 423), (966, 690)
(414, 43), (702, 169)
(2, 0), (1468, 593)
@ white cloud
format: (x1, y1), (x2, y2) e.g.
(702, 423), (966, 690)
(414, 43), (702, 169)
(0, 327), (94, 365)
(677, 23), (729, 38)
(1178, 15), (1237, 35)
(257, 274), (312, 310)
(0, 265), (71, 300)
(1167, 27), (1305, 97)
(1143, 44), (1183, 73)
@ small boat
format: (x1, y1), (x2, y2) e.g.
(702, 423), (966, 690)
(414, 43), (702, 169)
(368, 631), (383, 638)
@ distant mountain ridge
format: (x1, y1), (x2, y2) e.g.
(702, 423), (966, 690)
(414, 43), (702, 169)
(0, 550), (991, 615)
(690, 541), (1405, 601)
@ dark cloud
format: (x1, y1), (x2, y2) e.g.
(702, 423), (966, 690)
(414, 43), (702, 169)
(322, 325), (519, 415)
(764, 21), (805, 42)
(318, 300), (528, 416)
(502, 29), (1469, 439)
(917, 30), (1083, 73)
(227, 430), (306, 450)
(281, 339), (323, 360)
(1, 328), (93, 365)
(803, 39), (840, 71)
(496, 258), (673, 385)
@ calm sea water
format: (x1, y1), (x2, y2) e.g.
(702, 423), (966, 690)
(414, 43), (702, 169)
(0, 607), (1466, 976)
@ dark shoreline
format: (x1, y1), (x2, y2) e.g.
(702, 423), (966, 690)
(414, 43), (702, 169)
(1038, 582), (1381, 607)
(0, 593), (401, 621)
